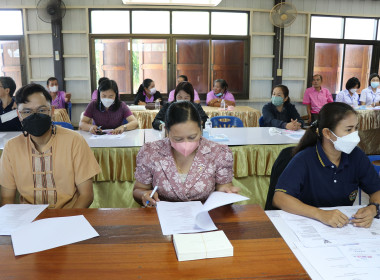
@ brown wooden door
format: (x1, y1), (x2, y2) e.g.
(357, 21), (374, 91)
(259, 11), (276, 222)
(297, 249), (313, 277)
(342, 44), (372, 92)
(0, 40), (22, 89)
(176, 39), (209, 93)
(211, 40), (244, 94)
(313, 43), (344, 94)
(133, 39), (167, 94)
(95, 39), (131, 94)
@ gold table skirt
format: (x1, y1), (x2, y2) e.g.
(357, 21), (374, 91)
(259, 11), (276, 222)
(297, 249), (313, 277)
(132, 106), (261, 128)
(357, 109), (380, 130)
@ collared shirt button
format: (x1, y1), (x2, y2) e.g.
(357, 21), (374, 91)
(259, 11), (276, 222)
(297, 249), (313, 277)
(331, 165), (334, 168)
(334, 180), (337, 183)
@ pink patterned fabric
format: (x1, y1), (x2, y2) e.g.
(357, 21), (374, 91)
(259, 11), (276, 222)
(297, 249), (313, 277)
(135, 137), (234, 202)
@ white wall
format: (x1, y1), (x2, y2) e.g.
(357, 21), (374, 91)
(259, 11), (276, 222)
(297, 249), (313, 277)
(1, 0), (379, 123)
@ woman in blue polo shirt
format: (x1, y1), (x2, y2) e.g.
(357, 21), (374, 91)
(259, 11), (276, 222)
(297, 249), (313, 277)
(273, 102), (380, 228)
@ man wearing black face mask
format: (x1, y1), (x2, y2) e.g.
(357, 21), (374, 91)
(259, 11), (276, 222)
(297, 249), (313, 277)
(0, 84), (101, 209)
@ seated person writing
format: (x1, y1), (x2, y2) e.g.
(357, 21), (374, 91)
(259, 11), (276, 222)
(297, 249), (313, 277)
(206, 79), (235, 107)
(133, 101), (239, 206)
(80, 79), (138, 134)
(47, 77), (71, 109)
(336, 77), (360, 106)
(262, 84), (304, 130)
(152, 81), (208, 130)
(273, 102), (380, 228)
(0, 84), (101, 208)
(168, 75), (201, 104)
(91, 77), (109, 101)
(134, 78), (163, 106)
(0, 76), (22, 131)
(359, 73), (380, 106)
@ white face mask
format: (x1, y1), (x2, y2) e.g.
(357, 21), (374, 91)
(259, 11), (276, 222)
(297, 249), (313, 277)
(149, 88), (156, 95)
(49, 86), (58, 93)
(101, 98), (115, 108)
(349, 88), (357, 94)
(329, 130), (360, 154)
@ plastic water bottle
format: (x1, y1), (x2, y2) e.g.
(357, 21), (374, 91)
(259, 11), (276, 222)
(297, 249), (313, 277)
(155, 99), (160, 110)
(160, 122), (166, 139)
(205, 119), (212, 138)
(220, 99), (226, 110)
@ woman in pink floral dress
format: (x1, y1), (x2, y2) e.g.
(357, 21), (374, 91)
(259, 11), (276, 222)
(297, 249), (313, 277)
(133, 101), (239, 206)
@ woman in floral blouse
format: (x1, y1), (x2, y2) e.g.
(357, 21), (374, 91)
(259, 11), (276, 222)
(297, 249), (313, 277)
(133, 101), (239, 206)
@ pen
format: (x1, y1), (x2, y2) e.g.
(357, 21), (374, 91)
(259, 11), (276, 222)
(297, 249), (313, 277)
(146, 186), (158, 206)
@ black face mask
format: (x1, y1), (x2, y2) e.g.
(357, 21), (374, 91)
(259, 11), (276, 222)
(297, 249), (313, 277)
(21, 113), (52, 137)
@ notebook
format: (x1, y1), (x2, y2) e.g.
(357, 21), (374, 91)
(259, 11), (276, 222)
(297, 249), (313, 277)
(173, 230), (233, 262)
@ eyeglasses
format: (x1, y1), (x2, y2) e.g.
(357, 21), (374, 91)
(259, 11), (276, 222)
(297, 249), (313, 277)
(19, 107), (51, 118)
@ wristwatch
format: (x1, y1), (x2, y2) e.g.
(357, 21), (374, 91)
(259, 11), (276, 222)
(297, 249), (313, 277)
(368, 202), (380, 219)
(123, 124), (127, 131)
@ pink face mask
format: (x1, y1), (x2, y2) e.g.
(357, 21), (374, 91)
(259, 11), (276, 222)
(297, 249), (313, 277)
(170, 140), (199, 157)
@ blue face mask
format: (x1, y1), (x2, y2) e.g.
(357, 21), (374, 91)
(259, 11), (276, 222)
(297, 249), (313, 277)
(215, 93), (223, 97)
(371, 82), (379, 88)
(271, 96), (284, 107)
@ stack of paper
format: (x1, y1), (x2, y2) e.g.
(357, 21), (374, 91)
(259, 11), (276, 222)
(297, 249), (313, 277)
(156, 191), (249, 235)
(173, 230), (233, 261)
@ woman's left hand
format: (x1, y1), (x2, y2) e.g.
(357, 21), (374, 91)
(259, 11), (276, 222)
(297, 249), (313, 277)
(217, 184), (240, 194)
(110, 126), (124, 135)
(351, 205), (377, 228)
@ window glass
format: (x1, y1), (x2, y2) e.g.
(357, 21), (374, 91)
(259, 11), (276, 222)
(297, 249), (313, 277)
(172, 11), (209, 34)
(211, 12), (248, 36)
(344, 18), (376, 40)
(0, 11), (23, 35)
(0, 40), (22, 89)
(91, 11), (130, 34)
(132, 11), (170, 34)
(311, 16), (343, 39)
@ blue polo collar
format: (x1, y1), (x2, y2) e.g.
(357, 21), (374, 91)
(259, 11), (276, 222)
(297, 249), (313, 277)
(316, 141), (349, 170)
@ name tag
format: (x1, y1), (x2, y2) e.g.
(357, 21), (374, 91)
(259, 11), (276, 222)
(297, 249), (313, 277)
(1, 110), (18, 123)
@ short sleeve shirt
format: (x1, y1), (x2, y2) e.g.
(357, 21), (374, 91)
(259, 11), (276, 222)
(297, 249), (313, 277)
(84, 101), (133, 129)
(51, 91), (66, 109)
(275, 142), (380, 207)
(206, 91), (235, 105)
(0, 99), (22, 131)
(335, 89), (359, 106)
(302, 87), (333, 114)
(359, 86), (380, 105)
(0, 126), (101, 208)
(135, 137), (233, 202)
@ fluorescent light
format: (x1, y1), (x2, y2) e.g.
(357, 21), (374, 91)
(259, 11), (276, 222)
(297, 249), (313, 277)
(122, 0), (222, 6)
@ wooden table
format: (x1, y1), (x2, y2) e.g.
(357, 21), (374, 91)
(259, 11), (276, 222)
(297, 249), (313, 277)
(0, 205), (309, 279)
(131, 106), (261, 129)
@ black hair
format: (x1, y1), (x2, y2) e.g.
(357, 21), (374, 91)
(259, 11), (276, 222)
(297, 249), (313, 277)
(165, 101), (201, 131)
(345, 77), (360, 90)
(0, 76), (16, 97)
(46, 77), (58, 86)
(273, 84), (290, 104)
(178, 75), (188, 82)
(174, 82), (194, 103)
(368, 73), (380, 86)
(15, 83), (52, 106)
(137, 78), (153, 95)
(96, 79), (121, 111)
(293, 102), (357, 155)
(214, 79), (228, 92)
(313, 74), (323, 82)
(98, 77), (109, 86)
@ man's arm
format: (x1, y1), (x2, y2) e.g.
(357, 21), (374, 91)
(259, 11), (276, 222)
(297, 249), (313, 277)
(72, 179), (94, 208)
(1, 186), (16, 206)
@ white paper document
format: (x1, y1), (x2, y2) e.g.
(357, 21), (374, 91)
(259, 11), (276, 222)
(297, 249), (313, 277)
(90, 131), (126, 139)
(338, 243), (380, 268)
(156, 192), (249, 235)
(0, 110), (18, 123)
(0, 204), (48, 235)
(11, 215), (99, 256)
(279, 206), (380, 247)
